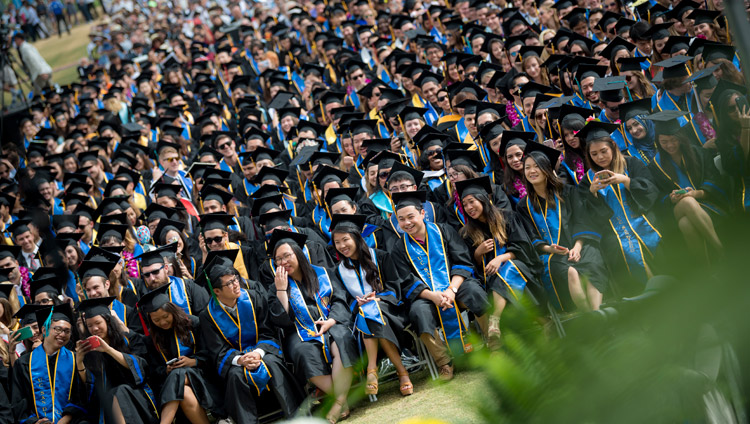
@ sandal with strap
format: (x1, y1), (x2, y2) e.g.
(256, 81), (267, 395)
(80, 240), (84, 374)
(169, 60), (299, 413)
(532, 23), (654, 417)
(326, 399), (347, 424)
(397, 371), (414, 396)
(365, 369), (379, 395)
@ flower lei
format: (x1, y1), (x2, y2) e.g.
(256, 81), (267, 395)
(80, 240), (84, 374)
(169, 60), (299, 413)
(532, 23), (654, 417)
(574, 157), (585, 182)
(19, 267), (30, 297)
(452, 190), (465, 217)
(694, 112), (716, 140)
(122, 250), (139, 278)
(513, 176), (527, 198)
(506, 101), (521, 127)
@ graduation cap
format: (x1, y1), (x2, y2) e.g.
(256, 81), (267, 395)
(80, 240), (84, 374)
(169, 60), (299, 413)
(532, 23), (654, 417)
(238, 147), (280, 166)
(663, 36), (691, 56)
(399, 106), (428, 124)
(518, 81), (554, 100)
(575, 65), (607, 84)
(97, 196), (130, 216)
(14, 304), (45, 326)
(702, 44), (735, 64)
(8, 219), (32, 238)
(252, 166), (290, 187)
(329, 213), (367, 234)
(386, 161), (424, 187)
(204, 249), (239, 270)
(599, 36), (635, 61)
(643, 110), (689, 136)
(312, 165), (350, 188)
(358, 80), (387, 98)
(454, 175), (492, 200)
(77, 296), (115, 319)
(78, 259), (116, 280)
(617, 57), (649, 73)
(685, 8), (720, 26)
(592, 77), (627, 102)
(686, 65), (719, 92)
(619, 98), (653, 122)
(414, 71), (443, 88)
(324, 187), (360, 208)
(135, 243), (178, 267)
(575, 121), (621, 143)
(199, 213), (234, 233)
(137, 283), (171, 314)
(643, 22), (674, 41)
(96, 223), (128, 244)
(30, 274), (65, 300)
(200, 185), (233, 206)
(391, 190), (428, 212)
(151, 182), (183, 199)
(369, 151), (402, 171)
(478, 120), (505, 144)
(444, 149), (483, 171)
(596, 11), (621, 32)
(0, 282), (15, 299)
(266, 229), (308, 256)
(499, 131), (536, 156)
(36, 304), (75, 333)
(708, 79), (747, 115)
(567, 31), (596, 53)
(349, 119), (378, 136)
(654, 55), (692, 79)
(143, 203), (179, 223)
(447, 79), (487, 100)
(525, 141), (562, 167)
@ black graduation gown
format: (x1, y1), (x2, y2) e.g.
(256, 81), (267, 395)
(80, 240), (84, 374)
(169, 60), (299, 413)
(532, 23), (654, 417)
(145, 315), (218, 415)
(391, 223), (490, 337)
(266, 268), (359, 380)
(83, 331), (159, 424)
(579, 157), (662, 293)
(517, 185), (609, 308)
(12, 348), (87, 424)
(334, 249), (409, 349)
(0, 380), (13, 424)
(199, 281), (303, 423)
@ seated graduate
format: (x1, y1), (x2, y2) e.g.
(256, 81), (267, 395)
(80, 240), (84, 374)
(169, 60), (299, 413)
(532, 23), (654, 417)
(152, 218), (198, 280)
(329, 214), (413, 397)
(326, 187), (397, 251)
(251, 187), (328, 246)
(136, 244), (209, 316)
(454, 176), (541, 343)
(267, 230), (357, 424)
(9, 305), (46, 365)
(309, 164), (353, 242)
(578, 121), (662, 294)
(139, 284), (217, 424)
(517, 143), (609, 311)
(75, 296), (159, 424)
(195, 213), (255, 280)
(646, 111), (726, 261)
(497, 131), (538, 207)
(78, 257), (142, 334)
(384, 161), (448, 235)
(389, 190), (491, 381)
(11, 304), (86, 424)
(198, 252), (303, 423)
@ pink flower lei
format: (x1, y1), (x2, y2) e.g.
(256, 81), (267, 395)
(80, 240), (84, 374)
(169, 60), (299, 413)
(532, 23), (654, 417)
(121, 250), (140, 278)
(513, 176), (527, 197)
(506, 102), (521, 127)
(19, 267), (30, 297)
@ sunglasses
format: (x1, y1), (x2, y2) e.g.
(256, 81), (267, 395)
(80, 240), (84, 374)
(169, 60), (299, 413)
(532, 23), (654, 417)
(205, 235), (224, 245)
(378, 171), (390, 179)
(164, 157), (180, 163)
(142, 265), (164, 278)
(437, 96), (447, 102)
(428, 148), (443, 157)
(217, 142), (232, 150)
(351, 73), (365, 80)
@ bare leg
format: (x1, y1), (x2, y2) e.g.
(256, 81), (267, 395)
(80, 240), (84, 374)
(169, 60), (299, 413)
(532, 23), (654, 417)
(380, 338), (413, 394)
(586, 283), (603, 310)
(180, 385), (210, 424)
(363, 337), (379, 371)
(111, 396), (127, 424)
(160, 401), (180, 424)
(675, 198), (722, 250)
(330, 342), (352, 406)
(677, 215), (704, 257)
(567, 266), (589, 311)
(491, 291), (507, 318)
(309, 374), (334, 394)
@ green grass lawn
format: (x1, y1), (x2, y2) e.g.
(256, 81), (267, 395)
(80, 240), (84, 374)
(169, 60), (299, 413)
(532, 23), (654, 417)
(344, 368), (488, 424)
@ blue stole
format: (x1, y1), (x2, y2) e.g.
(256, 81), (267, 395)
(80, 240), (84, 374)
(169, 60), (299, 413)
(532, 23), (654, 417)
(572, 94), (593, 109)
(561, 162), (581, 185)
(354, 155), (366, 180)
(79, 241), (91, 256)
(524, 195), (565, 310)
(633, 48), (652, 71)
(110, 299), (127, 326)
(243, 179), (259, 198)
(64, 270), (81, 304)
(652, 153), (722, 215)
(337, 249), (390, 335)
(287, 265), (333, 362)
(347, 90), (361, 109)
(402, 222), (470, 353)
(430, 27), (447, 44)
(452, 202), (466, 227)
(597, 110), (628, 151)
(219, 158), (234, 174)
(656, 91), (706, 145)
(167, 276), (192, 315)
(370, 191), (392, 219)
(312, 204), (331, 242)
(586, 169), (661, 283)
(29, 345), (76, 423)
(291, 71), (305, 94)
(155, 330), (195, 364)
(390, 202), (435, 235)
(282, 195), (297, 216)
(455, 117), (470, 143)
(207, 289), (273, 395)
(363, 224), (378, 248)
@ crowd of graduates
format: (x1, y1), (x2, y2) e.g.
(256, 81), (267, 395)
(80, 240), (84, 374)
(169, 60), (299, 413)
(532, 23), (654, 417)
(0, 0), (748, 422)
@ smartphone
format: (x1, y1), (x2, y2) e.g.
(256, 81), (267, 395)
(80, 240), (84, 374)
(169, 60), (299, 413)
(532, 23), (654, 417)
(736, 96), (749, 112)
(675, 189), (688, 195)
(597, 172), (608, 180)
(166, 357), (179, 366)
(15, 326), (33, 341)
(86, 336), (100, 349)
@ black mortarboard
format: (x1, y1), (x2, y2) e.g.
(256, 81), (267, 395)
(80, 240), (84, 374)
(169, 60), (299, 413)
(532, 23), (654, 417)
(444, 149), (483, 171)
(15, 304), (45, 326)
(8, 219), (32, 238)
(78, 260), (116, 279)
(686, 65), (719, 92)
(599, 36), (635, 61)
(391, 190), (427, 211)
(386, 161), (424, 187)
(200, 185), (233, 205)
(654, 55), (692, 79)
(616, 57), (649, 73)
(524, 141), (562, 167)
(499, 131), (535, 156)
(312, 165), (349, 188)
(663, 36), (691, 56)
(137, 283), (171, 314)
(645, 110), (690, 136)
(329, 213), (367, 233)
(592, 77), (627, 102)
(96, 223), (128, 244)
(619, 98), (653, 122)
(576, 121), (621, 143)
(349, 119), (378, 136)
(702, 44), (735, 64)
(0, 245), (20, 260)
(199, 213), (234, 232)
(29, 275), (64, 299)
(685, 8), (720, 26)
(36, 304), (75, 330)
(454, 175), (492, 200)
(153, 219), (185, 245)
(266, 229), (308, 256)
(135, 243), (178, 268)
(77, 296), (115, 318)
(643, 22), (674, 41)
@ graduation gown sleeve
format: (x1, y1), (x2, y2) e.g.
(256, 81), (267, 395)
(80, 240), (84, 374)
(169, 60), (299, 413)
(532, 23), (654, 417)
(185, 279), (210, 315)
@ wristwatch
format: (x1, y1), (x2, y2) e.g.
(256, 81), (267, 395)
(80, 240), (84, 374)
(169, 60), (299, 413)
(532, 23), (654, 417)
(450, 286), (458, 294)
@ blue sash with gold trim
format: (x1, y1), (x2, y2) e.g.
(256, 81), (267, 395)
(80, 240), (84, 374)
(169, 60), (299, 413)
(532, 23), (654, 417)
(390, 202), (435, 235)
(337, 249), (387, 335)
(110, 299), (127, 327)
(525, 196), (564, 309)
(207, 289), (273, 395)
(29, 345), (76, 423)
(167, 276), (191, 315)
(288, 265), (333, 362)
(403, 223), (470, 353)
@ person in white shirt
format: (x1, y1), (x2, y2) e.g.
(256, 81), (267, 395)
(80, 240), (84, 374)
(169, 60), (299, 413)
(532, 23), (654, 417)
(13, 32), (53, 93)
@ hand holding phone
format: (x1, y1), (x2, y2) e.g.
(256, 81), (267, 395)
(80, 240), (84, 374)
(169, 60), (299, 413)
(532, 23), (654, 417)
(166, 357), (179, 366)
(86, 336), (100, 349)
(15, 326), (34, 342)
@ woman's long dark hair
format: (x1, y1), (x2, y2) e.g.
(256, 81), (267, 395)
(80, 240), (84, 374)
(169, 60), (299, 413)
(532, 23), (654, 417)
(523, 152), (565, 212)
(561, 115), (586, 170)
(277, 243), (319, 299)
(655, 133), (701, 183)
(501, 142), (525, 197)
(148, 302), (195, 354)
(332, 228), (382, 292)
(82, 313), (131, 372)
(459, 192), (508, 247)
